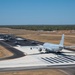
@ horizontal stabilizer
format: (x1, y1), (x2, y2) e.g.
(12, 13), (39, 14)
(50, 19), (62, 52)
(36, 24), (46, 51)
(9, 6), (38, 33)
(65, 46), (75, 48)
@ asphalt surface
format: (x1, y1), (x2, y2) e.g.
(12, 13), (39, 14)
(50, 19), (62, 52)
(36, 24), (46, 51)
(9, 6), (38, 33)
(60, 67), (75, 75)
(0, 40), (25, 60)
(0, 34), (75, 75)
(0, 64), (75, 72)
(1, 34), (43, 46)
(0, 34), (43, 60)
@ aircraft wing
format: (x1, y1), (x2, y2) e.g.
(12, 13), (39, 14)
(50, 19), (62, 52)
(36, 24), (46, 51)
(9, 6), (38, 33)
(64, 46), (75, 48)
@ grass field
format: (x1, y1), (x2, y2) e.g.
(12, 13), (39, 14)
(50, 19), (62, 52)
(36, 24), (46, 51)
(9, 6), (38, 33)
(0, 45), (13, 58)
(0, 28), (75, 75)
(0, 69), (67, 75)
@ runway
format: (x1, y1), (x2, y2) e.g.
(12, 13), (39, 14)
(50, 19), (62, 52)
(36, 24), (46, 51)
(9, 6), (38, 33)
(0, 64), (75, 72)
(0, 48), (75, 71)
(0, 34), (75, 73)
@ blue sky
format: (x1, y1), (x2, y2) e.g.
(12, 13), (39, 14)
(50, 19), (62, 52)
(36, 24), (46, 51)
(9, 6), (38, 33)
(0, 0), (75, 25)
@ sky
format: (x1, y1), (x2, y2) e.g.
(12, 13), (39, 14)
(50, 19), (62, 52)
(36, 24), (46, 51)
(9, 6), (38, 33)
(0, 0), (75, 25)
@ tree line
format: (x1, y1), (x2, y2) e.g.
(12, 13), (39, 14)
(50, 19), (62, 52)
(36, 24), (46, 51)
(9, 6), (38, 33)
(0, 25), (75, 31)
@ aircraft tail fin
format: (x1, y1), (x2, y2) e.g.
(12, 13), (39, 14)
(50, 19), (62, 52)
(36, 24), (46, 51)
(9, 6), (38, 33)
(59, 34), (64, 46)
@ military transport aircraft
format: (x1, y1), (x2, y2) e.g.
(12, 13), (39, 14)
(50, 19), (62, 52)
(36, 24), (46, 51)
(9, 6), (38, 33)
(37, 34), (74, 53)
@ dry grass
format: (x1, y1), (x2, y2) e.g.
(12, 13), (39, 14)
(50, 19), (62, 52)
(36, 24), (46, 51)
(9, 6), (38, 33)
(0, 28), (75, 75)
(17, 31), (75, 46)
(0, 45), (13, 58)
(0, 69), (67, 75)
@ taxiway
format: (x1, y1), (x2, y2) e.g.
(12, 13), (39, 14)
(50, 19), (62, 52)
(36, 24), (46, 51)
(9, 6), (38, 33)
(0, 34), (75, 73)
